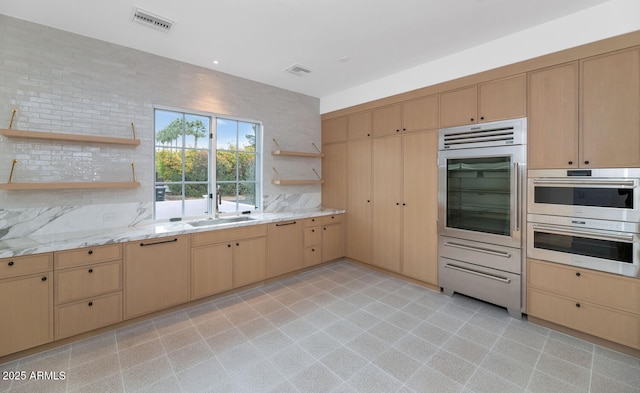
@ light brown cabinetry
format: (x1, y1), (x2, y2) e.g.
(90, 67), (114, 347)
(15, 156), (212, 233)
(54, 244), (123, 340)
(529, 48), (640, 169)
(321, 142), (347, 209)
(401, 131), (438, 285)
(348, 111), (373, 140)
(321, 116), (347, 144)
(527, 259), (640, 349)
(0, 254), (53, 357)
(303, 218), (322, 267)
(321, 214), (345, 263)
(123, 235), (190, 319)
(439, 74), (526, 128)
(372, 96), (439, 137)
(346, 139), (373, 264)
(191, 224), (267, 298)
(372, 135), (403, 272)
(268, 221), (302, 278)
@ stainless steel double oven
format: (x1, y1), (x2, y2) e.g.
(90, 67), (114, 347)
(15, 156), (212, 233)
(528, 169), (640, 278)
(437, 118), (527, 318)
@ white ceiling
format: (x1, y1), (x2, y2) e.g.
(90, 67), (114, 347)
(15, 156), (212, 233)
(1, 0), (611, 99)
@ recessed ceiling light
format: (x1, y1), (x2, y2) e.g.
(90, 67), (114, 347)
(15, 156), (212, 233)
(338, 56), (350, 63)
(213, 60), (219, 65)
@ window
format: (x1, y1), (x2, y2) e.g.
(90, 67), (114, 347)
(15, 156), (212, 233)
(154, 108), (261, 220)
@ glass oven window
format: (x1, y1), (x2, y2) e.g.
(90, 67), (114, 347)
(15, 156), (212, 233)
(534, 187), (633, 209)
(533, 231), (633, 264)
(446, 156), (511, 236)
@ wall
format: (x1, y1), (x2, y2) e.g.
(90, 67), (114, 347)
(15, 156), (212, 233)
(0, 15), (321, 239)
(320, 0), (640, 113)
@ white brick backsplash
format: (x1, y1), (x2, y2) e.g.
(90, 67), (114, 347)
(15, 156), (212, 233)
(0, 14), (321, 237)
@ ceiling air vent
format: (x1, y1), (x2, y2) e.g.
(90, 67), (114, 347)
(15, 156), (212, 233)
(131, 7), (174, 32)
(284, 63), (313, 77)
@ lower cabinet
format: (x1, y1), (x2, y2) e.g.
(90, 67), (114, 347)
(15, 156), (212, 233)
(191, 224), (267, 296)
(321, 215), (344, 263)
(123, 235), (190, 319)
(268, 220), (302, 278)
(303, 218), (322, 267)
(527, 258), (640, 349)
(53, 244), (123, 340)
(0, 253), (54, 357)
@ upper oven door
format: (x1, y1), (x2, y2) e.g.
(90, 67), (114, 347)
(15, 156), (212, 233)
(438, 144), (526, 248)
(528, 169), (640, 222)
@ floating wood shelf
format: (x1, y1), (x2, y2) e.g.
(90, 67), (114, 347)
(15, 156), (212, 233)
(0, 129), (140, 146)
(271, 179), (324, 185)
(271, 150), (324, 158)
(0, 181), (141, 190)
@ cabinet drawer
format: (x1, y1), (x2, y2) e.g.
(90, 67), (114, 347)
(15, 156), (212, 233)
(54, 244), (122, 269)
(528, 288), (639, 349)
(191, 224), (267, 247)
(304, 227), (321, 247)
(528, 259), (639, 314)
(54, 260), (122, 304)
(321, 214), (343, 225)
(55, 292), (122, 340)
(303, 217), (321, 228)
(303, 247), (322, 268)
(0, 253), (52, 279)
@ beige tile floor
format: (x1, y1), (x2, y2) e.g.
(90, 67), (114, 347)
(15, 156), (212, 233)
(1, 260), (638, 393)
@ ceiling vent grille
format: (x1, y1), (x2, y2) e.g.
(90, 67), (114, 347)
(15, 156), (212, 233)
(131, 7), (174, 32)
(284, 63), (313, 77)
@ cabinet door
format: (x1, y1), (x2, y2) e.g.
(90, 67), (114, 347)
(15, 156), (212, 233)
(528, 62), (579, 169)
(478, 74), (526, 123)
(372, 136), (403, 272)
(581, 48), (640, 168)
(321, 142), (347, 209)
(402, 95), (438, 133)
(346, 139), (373, 264)
(402, 131), (438, 285)
(322, 116), (347, 144)
(234, 236), (267, 287)
(191, 243), (233, 300)
(268, 221), (302, 277)
(123, 235), (190, 319)
(347, 111), (372, 140)
(0, 273), (53, 357)
(55, 292), (122, 340)
(322, 223), (345, 263)
(439, 85), (477, 128)
(372, 104), (402, 137)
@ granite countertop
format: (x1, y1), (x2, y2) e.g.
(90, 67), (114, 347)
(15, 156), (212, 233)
(0, 208), (345, 258)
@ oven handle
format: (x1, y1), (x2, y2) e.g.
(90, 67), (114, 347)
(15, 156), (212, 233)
(532, 224), (634, 243)
(444, 263), (511, 284)
(532, 178), (635, 188)
(513, 162), (520, 232)
(443, 241), (512, 258)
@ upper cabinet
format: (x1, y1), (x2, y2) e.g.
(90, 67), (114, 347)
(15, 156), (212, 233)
(439, 74), (526, 128)
(321, 116), (347, 144)
(372, 95), (439, 137)
(580, 48), (640, 168)
(529, 48), (640, 169)
(348, 111), (373, 140)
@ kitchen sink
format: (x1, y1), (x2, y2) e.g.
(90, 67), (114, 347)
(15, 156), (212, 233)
(187, 216), (254, 227)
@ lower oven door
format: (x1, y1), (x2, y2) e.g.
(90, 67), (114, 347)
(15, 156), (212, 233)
(527, 220), (640, 278)
(438, 235), (522, 317)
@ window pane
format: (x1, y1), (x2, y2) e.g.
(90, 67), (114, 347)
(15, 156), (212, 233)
(155, 111), (183, 148)
(217, 119), (237, 151)
(184, 149), (208, 182)
(237, 152), (255, 182)
(155, 147), (182, 183)
(217, 182), (237, 214)
(155, 184), (183, 220)
(184, 114), (210, 149)
(216, 151), (237, 181)
(238, 122), (256, 151)
(238, 182), (257, 209)
(185, 184), (209, 216)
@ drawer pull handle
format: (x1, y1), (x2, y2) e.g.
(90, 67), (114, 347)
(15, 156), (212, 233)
(312, 248), (315, 252)
(88, 250), (94, 255)
(575, 272), (581, 277)
(575, 303), (581, 308)
(88, 268), (94, 273)
(444, 242), (511, 258)
(227, 244), (232, 248)
(140, 238), (178, 247)
(444, 264), (511, 284)
(8, 261), (14, 266)
(311, 229), (315, 233)
(276, 221), (297, 227)
(236, 243), (240, 246)
(41, 276), (47, 281)
(88, 302), (93, 307)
